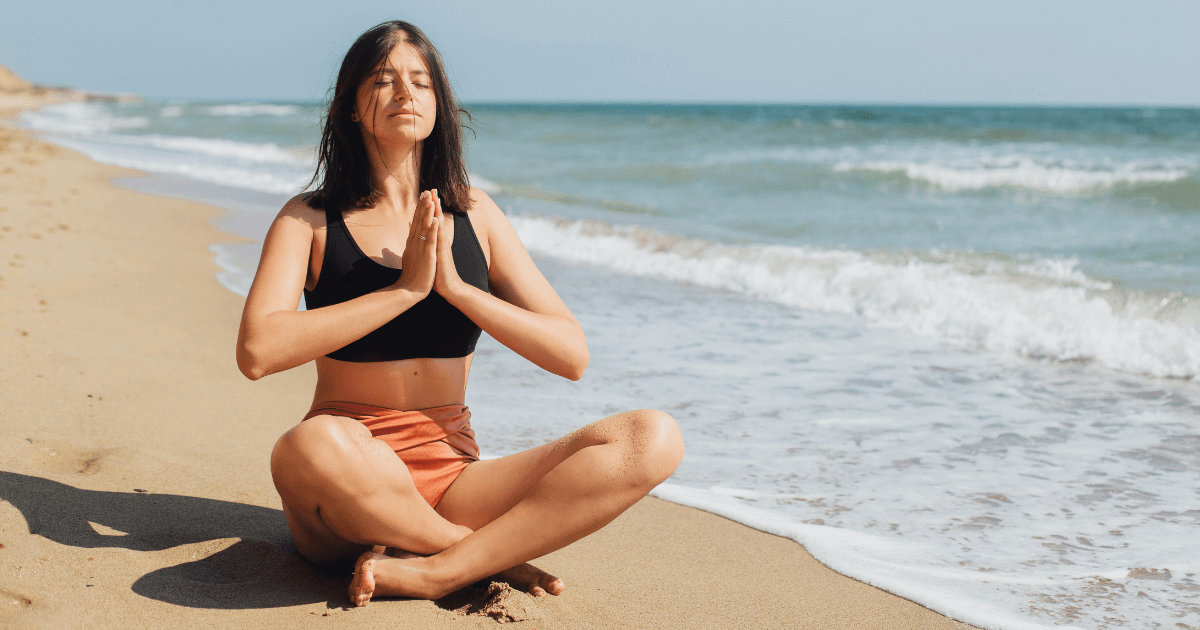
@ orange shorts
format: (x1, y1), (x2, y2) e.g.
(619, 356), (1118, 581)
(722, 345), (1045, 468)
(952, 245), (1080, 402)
(304, 402), (480, 508)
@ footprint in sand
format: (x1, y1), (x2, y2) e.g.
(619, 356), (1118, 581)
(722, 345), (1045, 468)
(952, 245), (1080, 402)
(25, 443), (112, 477)
(0, 588), (33, 623)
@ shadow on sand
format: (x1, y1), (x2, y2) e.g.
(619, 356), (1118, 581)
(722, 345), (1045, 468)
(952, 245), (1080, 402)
(0, 471), (346, 609)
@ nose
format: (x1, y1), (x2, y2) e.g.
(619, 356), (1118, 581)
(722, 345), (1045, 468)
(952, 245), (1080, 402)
(393, 81), (412, 102)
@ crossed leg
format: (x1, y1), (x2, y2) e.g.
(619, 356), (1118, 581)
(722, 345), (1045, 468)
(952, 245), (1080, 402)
(271, 408), (684, 603)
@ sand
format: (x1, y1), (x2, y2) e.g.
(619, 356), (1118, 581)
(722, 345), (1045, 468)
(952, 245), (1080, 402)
(0, 102), (978, 629)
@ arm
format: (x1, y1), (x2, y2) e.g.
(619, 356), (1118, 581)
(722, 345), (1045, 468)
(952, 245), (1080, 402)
(236, 194), (440, 380)
(433, 189), (589, 381)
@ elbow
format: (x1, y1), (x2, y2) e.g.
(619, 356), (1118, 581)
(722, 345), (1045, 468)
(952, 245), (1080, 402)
(240, 362), (267, 382)
(562, 364), (586, 382)
(236, 341), (269, 381)
(563, 346), (589, 382)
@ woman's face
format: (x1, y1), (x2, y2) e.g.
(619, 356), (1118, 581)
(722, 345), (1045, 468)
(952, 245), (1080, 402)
(354, 41), (437, 146)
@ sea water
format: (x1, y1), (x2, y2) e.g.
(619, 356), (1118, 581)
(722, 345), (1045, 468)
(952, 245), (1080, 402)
(16, 101), (1200, 629)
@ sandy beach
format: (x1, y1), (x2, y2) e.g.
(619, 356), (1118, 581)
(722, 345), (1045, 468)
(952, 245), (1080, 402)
(0, 96), (978, 628)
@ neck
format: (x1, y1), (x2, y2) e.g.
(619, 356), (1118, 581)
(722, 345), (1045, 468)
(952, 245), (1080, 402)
(364, 138), (423, 215)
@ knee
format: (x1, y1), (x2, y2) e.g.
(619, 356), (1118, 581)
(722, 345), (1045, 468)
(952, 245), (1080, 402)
(620, 409), (684, 487)
(271, 417), (369, 490)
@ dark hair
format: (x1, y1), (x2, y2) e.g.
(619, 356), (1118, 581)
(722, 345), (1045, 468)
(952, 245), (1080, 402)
(307, 21), (472, 213)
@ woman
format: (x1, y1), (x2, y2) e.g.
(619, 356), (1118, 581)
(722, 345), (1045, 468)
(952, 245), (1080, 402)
(235, 21), (684, 606)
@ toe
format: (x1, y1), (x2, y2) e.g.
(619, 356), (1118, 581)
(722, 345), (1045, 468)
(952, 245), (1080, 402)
(543, 576), (565, 596)
(348, 551), (381, 607)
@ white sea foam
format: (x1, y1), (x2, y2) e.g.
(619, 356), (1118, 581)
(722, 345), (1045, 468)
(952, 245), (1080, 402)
(20, 101), (149, 135)
(650, 484), (1080, 630)
(19, 103), (314, 195)
(20, 102), (309, 165)
(836, 157), (1190, 193)
(43, 136), (311, 195)
(209, 244), (253, 297)
(690, 141), (1194, 194)
(471, 173), (502, 195)
(508, 215), (1200, 378)
(205, 103), (299, 117)
(107, 133), (308, 165)
(1011, 257), (1112, 290)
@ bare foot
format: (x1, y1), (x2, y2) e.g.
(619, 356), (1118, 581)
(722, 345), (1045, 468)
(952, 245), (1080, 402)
(349, 548), (445, 601)
(350, 550), (561, 603)
(348, 550), (387, 607)
(493, 563), (564, 597)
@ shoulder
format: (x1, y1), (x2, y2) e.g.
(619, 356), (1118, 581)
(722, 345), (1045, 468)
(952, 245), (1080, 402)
(275, 192), (326, 231)
(464, 187), (513, 237)
(466, 186), (503, 219)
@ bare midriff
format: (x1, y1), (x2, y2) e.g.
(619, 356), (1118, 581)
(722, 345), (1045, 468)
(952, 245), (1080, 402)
(311, 355), (474, 412)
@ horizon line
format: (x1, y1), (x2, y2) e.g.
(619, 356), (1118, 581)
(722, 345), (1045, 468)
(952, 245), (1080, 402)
(136, 96), (1200, 109)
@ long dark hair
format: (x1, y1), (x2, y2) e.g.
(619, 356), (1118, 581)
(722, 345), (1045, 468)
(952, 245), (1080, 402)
(307, 21), (472, 214)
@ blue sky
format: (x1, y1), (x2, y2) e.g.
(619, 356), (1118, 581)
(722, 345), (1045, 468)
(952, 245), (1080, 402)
(3, 0), (1199, 104)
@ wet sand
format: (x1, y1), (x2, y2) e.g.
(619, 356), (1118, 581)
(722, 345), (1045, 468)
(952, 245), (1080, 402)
(0, 105), (977, 629)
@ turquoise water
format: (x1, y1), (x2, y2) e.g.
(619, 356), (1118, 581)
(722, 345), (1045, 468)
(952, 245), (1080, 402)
(19, 101), (1200, 629)
(467, 104), (1200, 294)
(26, 101), (1200, 293)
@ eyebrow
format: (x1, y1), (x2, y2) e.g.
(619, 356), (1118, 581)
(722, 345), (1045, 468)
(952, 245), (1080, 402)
(375, 68), (429, 77)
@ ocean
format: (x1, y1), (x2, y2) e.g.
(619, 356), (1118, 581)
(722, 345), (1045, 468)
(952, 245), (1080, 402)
(16, 100), (1200, 629)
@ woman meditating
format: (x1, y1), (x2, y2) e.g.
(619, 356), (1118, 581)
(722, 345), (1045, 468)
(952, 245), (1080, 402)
(235, 20), (684, 606)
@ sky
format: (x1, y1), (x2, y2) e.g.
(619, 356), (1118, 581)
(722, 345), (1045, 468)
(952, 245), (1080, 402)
(2, 0), (1199, 105)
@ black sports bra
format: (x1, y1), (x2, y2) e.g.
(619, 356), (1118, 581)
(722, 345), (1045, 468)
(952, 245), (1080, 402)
(303, 205), (490, 362)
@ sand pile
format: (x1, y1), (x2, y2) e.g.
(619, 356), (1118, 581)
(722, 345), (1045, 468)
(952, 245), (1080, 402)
(441, 581), (543, 624)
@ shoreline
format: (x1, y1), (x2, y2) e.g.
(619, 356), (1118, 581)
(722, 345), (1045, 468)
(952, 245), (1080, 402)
(0, 105), (977, 628)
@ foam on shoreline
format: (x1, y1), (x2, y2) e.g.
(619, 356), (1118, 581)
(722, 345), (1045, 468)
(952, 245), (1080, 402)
(508, 214), (1200, 378)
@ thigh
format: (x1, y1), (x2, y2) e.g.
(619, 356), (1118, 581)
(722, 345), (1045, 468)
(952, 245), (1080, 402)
(435, 439), (563, 529)
(271, 415), (413, 566)
(434, 409), (655, 529)
(279, 495), (370, 569)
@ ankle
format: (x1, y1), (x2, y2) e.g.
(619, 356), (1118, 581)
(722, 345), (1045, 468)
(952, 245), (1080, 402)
(421, 555), (470, 600)
(384, 554), (453, 600)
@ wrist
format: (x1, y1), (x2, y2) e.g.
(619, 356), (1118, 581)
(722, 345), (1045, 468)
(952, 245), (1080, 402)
(438, 276), (471, 303)
(391, 282), (428, 307)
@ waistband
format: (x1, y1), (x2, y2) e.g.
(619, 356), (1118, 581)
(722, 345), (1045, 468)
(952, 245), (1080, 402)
(304, 402), (479, 459)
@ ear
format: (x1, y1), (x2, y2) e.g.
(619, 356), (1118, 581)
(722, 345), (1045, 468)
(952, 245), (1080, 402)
(351, 112), (360, 122)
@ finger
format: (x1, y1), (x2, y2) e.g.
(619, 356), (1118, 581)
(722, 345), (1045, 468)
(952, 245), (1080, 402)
(405, 193), (431, 255)
(425, 218), (439, 254)
(418, 189), (429, 212)
(411, 191), (429, 233)
(425, 201), (439, 237)
(427, 189), (439, 227)
(439, 212), (454, 249)
(416, 191), (429, 228)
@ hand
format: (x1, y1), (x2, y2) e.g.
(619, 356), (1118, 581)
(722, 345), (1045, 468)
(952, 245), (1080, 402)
(432, 190), (465, 299)
(395, 190), (439, 297)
